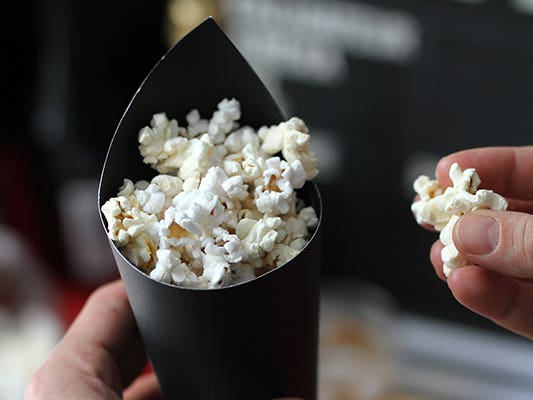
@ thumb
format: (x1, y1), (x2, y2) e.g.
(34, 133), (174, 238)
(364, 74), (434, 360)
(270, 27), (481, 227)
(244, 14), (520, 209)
(453, 210), (533, 277)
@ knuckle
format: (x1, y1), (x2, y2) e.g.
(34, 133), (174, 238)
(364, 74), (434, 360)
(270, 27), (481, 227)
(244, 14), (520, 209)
(523, 215), (533, 267)
(507, 214), (533, 274)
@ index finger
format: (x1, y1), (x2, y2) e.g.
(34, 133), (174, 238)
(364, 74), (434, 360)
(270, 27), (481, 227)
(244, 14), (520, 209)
(436, 146), (533, 200)
(65, 279), (136, 361)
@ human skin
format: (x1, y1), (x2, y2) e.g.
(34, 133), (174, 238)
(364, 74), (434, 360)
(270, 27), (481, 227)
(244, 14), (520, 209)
(24, 280), (162, 400)
(421, 146), (533, 339)
(24, 278), (306, 400)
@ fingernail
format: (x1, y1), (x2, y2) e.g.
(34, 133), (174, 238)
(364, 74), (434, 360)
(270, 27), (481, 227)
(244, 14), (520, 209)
(455, 214), (499, 255)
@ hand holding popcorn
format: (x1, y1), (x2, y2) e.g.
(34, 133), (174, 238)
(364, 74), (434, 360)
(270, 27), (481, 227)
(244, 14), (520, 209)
(412, 146), (533, 339)
(412, 162), (508, 277)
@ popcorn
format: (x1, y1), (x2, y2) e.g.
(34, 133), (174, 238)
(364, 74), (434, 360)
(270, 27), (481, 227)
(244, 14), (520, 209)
(118, 179), (135, 197)
(237, 216), (287, 260)
(208, 98), (241, 144)
(138, 113), (183, 167)
(258, 117), (319, 180)
(265, 243), (301, 268)
(230, 263), (256, 284)
(224, 126), (260, 154)
(411, 162), (507, 277)
(122, 233), (158, 273)
(102, 98), (319, 289)
(297, 206), (319, 229)
(185, 109), (209, 138)
(183, 139), (220, 180)
(134, 184), (166, 215)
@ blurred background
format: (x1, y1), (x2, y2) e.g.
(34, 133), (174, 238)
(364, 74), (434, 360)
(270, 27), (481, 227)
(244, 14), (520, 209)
(3, 0), (533, 399)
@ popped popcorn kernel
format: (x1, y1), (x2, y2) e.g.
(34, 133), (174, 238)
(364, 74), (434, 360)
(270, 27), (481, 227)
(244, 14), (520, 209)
(122, 234), (158, 273)
(118, 179), (135, 197)
(208, 97), (241, 144)
(265, 243), (301, 268)
(186, 109), (209, 138)
(138, 113), (182, 167)
(411, 162), (507, 277)
(297, 207), (319, 229)
(135, 184), (166, 215)
(102, 98), (319, 288)
(258, 117), (319, 180)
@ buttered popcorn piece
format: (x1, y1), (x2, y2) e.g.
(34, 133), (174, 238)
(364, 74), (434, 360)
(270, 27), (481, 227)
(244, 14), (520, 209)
(411, 162), (507, 277)
(102, 98), (319, 289)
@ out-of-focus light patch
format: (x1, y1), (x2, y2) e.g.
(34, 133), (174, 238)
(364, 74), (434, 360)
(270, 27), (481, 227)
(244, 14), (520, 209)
(168, 0), (209, 25)
(0, 306), (63, 400)
(0, 226), (63, 400)
(31, 1), (70, 148)
(402, 151), (440, 201)
(165, 0), (221, 46)
(309, 128), (344, 184)
(510, 0), (533, 15)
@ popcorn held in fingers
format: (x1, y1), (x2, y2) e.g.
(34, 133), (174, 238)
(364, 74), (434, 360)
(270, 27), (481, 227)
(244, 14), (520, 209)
(102, 98), (319, 289)
(411, 162), (508, 277)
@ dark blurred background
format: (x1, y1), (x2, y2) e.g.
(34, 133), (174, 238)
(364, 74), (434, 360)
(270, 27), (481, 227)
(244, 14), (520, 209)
(3, 0), (533, 398)
(5, 0), (533, 369)
(3, 0), (533, 318)
(5, 0), (533, 324)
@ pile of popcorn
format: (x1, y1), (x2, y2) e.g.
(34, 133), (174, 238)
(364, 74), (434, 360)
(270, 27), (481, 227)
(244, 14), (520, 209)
(101, 98), (319, 289)
(411, 162), (507, 277)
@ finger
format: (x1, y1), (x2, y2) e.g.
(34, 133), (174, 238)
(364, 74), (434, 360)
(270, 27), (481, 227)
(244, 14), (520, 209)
(507, 197), (533, 214)
(124, 373), (162, 400)
(430, 240), (447, 281)
(63, 279), (147, 390)
(447, 265), (533, 339)
(435, 146), (533, 199)
(453, 210), (533, 278)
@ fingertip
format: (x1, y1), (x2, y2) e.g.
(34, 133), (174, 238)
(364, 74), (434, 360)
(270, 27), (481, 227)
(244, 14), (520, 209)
(68, 279), (129, 330)
(435, 157), (454, 187)
(98, 279), (127, 300)
(447, 265), (486, 295)
(446, 266), (515, 319)
(123, 373), (162, 400)
(447, 266), (487, 314)
(453, 213), (500, 257)
(63, 278), (136, 366)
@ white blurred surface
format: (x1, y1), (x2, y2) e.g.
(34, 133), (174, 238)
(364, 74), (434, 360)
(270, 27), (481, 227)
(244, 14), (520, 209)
(0, 225), (63, 400)
(319, 279), (533, 400)
(319, 279), (400, 400)
(395, 314), (533, 400)
(0, 306), (62, 400)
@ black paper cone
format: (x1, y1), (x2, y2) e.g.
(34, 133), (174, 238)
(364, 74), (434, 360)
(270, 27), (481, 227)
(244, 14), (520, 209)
(98, 17), (322, 400)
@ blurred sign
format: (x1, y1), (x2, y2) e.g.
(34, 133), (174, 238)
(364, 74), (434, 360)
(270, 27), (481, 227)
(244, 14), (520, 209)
(222, 0), (421, 107)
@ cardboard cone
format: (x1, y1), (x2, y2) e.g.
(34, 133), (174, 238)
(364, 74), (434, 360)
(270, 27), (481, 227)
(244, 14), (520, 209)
(98, 17), (322, 400)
